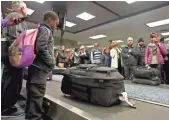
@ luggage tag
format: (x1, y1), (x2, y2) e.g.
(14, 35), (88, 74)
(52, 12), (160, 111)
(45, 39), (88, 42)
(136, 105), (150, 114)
(119, 92), (136, 108)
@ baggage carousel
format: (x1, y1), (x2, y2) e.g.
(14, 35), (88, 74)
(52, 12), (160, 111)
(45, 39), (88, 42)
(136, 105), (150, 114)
(2, 75), (169, 120)
(20, 78), (169, 120)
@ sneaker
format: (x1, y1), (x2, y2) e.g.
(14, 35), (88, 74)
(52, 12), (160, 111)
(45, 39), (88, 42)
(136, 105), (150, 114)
(1, 107), (17, 117)
(1, 106), (25, 118)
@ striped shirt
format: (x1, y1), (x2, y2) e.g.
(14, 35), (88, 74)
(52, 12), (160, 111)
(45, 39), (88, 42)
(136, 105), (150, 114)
(91, 49), (102, 64)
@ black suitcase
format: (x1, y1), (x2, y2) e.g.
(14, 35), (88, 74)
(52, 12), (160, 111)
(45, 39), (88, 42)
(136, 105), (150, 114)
(133, 67), (161, 79)
(53, 64), (125, 107)
(133, 67), (161, 86)
(132, 78), (161, 86)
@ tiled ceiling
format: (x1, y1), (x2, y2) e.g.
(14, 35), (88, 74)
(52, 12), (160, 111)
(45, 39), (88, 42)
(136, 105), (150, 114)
(1, 1), (169, 34)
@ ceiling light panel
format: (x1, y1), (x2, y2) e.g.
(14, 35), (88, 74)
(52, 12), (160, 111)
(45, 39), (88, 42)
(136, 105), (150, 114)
(89, 34), (107, 39)
(76, 12), (95, 21)
(126, 0), (136, 4)
(35, 1), (45, 4)
(86, 45), (94, 48)
(27, 8), (35, 15)
(65, 21), (76, 27)
(146, 18), (169, 27)
(164, 37), (169, 41)
(161, 32), (169, 36)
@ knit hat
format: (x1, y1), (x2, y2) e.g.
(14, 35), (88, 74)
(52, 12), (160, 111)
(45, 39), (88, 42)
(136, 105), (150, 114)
(138, 38), (144, 43)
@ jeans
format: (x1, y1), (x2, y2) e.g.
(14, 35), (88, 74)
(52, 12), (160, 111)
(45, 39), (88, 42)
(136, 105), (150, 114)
(124, 65), (136, 79)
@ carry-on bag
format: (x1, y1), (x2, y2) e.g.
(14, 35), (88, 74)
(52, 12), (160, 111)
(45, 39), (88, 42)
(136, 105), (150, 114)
(133, 66), (161, 79)
(132, 78), (161, 86)
(53, 64), (136, 107)
(132, 66), (161, 85)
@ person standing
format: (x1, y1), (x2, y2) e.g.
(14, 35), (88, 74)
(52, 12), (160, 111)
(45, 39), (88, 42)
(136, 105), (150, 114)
(110, 41), (122, 73)
(25, 11), (59, 120)
(90, 43), (102, 65)
(79, 45), (89, 64)
(145, 33), (167, 84)
(57, 46), (67, 68)
(137, 38), (146, 66)
(108, 40), (112, 50)
(101, 47), (110, 66)
(121, 37), (140, 80)
(1, 1), (28, 115)
(164, 41), (169, 84)
(73, 48), (80, 66)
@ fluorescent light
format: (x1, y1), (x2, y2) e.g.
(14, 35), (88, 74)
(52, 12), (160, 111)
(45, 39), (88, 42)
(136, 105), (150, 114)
(164, 37), (169, 41)
(27, 8), (35, 15)
(76, 12), (95, 21)
(86, 45), (94, 48)
(89, 34), (107, 39)
(126, 0), (136, 4)
(65, 21), (76, 27)
(35, 1), (45, 4)
(146, 18), (169, 27)
(116, 40), (124, 43)
(161, 32), (169, 36)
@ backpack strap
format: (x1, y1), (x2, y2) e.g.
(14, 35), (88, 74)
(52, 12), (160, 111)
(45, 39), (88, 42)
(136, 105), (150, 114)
(40, 26), (51, 36)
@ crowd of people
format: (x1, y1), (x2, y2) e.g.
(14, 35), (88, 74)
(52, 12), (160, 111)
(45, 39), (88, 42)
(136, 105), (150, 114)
(56, 34), (169, 85)
(1, 1), (169, 120)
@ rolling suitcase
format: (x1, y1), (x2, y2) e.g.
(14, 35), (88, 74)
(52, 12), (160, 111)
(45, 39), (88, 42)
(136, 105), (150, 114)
(53, 64), (129, 107)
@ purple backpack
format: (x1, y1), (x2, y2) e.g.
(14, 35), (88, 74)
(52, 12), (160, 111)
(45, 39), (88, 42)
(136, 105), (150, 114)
(8, 26), (51, 68)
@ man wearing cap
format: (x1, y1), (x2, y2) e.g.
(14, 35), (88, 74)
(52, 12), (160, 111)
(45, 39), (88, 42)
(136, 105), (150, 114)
(137, 38), (146, 66)
(121, 37), (140, 80)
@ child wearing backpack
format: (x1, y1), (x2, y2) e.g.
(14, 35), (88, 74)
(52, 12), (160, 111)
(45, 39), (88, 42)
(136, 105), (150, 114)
(25, 11), (59, 120)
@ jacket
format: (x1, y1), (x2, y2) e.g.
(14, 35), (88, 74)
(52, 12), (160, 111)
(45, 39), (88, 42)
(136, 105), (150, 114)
(110, 48), (121, 68)
(74, 52), (80, 64)
(33, 24), (55, 73)
(1, 12), (27, 64)
(145, 43), (167, 65)
(121, 45), (140, 66)
(1, 16), (8, 28)
(136, 45), (146, 66)
(101, 54), (109, 66)
(79, 50), (89, 64)
(2, 12), (27, 44)
(58, 51), (66, 63)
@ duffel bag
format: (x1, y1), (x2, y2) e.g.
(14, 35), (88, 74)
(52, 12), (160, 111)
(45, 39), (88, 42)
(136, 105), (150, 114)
(133, 67), (161, 79)
(54, 64), (135, 107)
(132, 77), (161, 86)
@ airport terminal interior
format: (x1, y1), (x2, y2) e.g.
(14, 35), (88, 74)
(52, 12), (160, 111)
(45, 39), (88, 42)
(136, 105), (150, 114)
(1, 1), (169, 120)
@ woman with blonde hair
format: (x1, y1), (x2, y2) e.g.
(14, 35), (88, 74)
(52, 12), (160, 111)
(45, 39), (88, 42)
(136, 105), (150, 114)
(110, 41), (122, 73)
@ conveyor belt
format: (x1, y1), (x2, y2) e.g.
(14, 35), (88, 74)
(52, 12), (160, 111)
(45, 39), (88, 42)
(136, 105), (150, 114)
(21, 80), (169, 120)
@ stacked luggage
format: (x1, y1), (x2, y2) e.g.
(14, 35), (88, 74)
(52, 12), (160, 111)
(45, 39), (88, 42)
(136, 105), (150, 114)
(53, 64), (126, 107)
(132, 67), (161, 86)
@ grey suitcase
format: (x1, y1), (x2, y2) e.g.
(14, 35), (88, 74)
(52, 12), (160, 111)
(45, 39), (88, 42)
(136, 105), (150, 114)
(133, 67), (161, 79)
(132, 78), (161, 86)
(133, 67), (161, 86)
(53, 64), (125, 107)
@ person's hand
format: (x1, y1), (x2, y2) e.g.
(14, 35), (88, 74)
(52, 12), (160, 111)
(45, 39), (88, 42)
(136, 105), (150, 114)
(128, 49), (132, 53)
(146, 64), (151, 69)
(8, 17), (23, 26)
(165, 56), (168, 61)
